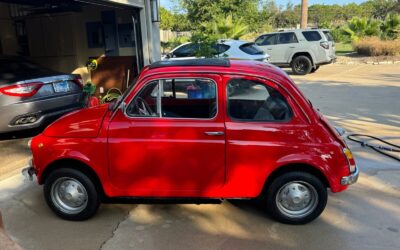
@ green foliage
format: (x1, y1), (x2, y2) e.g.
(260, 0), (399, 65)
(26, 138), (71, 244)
(160, 7), (191, 31)
(339, 14), (400, 42)
(364, 0), (399, 19)
(181, 0), (259, 31)
(342, 17), (381, 42)
(202, 14), (248, 40)
(190, 32), (219, 58)
(83, 82), (96, 96)
(380, 13), (400, 39)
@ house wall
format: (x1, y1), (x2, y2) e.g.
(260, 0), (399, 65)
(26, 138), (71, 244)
(0, 3), (18, 55)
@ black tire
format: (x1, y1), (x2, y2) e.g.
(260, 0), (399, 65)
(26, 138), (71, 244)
(291, 56), (313, 75)
(44, 168), (100, 221)
(263, 171), (327, 225)
(311, 66), (320, 73)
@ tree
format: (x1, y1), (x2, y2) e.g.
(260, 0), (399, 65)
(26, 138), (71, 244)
(364, 0), (399, 19)
(180, 0), (260, 31)
(160, 7), (174, 30)
(380, 13), (400, 39)
(202, 14), (248, 39)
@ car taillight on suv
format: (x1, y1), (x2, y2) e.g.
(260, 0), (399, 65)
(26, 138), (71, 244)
(320, 41), (330, 50)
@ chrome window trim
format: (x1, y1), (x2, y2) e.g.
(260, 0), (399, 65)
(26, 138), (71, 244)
(123, 77), (219, 121)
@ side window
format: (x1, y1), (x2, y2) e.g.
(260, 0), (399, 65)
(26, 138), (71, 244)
(255, 34), (277, 46)
(161, 79), (217, 119)
(172, 44), (198, 57)
(277, 32), (298, 44)
(212, 44), (230, 55)
(302, 31), (322, 41)
(126, 81), (159, 117)
(227, 79), (292, 121)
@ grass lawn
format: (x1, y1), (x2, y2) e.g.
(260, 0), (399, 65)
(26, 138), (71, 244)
(335, 43), (354, 55)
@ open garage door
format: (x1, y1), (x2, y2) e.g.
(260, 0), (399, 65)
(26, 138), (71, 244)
(0, 0), (149, 94)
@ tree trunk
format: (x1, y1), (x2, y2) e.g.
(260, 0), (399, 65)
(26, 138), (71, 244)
(300, 0), (308, 29)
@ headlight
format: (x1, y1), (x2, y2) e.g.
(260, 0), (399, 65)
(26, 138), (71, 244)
(343, 148), (356, 172)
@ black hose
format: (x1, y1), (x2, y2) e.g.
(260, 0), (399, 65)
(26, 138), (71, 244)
(347, 134), (400, 162)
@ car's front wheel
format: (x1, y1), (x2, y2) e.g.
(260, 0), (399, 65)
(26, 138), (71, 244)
(264, 171), (327, 224)
(44, 168), (100, 221)
(291, 56), (312, 75)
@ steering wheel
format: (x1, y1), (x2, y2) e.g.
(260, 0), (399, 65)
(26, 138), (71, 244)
(134, 97), (153, 116)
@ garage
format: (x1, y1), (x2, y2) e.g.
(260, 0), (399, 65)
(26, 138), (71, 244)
(0, 0), (161, 93)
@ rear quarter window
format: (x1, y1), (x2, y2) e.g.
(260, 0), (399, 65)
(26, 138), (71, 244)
(323, 31), (334, 42)
(239, 43), (264, 55)
(302, 31), (322, 41)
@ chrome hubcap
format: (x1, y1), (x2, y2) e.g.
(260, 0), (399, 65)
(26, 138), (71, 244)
(276, 181), (318, 218)
(51, 177), (88, 214)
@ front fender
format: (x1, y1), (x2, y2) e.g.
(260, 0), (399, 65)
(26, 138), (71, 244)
(31, 135), (108, 188)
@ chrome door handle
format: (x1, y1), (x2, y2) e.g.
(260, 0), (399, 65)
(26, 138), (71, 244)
(204, 131), (224, 136)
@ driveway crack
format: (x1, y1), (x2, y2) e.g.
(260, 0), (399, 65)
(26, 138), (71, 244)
(99, 211), (130, 250)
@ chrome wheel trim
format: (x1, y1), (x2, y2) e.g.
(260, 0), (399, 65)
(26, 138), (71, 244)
(275, 181), (318, 218)
(50, 177), (88, 214)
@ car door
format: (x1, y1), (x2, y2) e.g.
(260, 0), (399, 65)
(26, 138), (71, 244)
(223, 75), (308, 197)
(107, 74), (225, 197)
(274, 32), (300, 63)
(255, 34), (280, 62)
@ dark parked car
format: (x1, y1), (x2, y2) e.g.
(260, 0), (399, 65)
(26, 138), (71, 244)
(0, 56), (84, 134)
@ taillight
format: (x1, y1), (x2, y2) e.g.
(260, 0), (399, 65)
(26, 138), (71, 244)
(343, 148), (356, 173)
(0, 82), (43, 97)
(320, 41), (329, 50)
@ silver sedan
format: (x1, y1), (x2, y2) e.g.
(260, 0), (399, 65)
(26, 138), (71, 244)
(0, 56), (84, 134)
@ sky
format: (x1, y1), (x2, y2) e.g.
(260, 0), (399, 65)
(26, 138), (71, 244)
(160, 0), (368, 11)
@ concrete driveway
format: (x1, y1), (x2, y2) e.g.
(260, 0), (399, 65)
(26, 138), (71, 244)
(0, 64), (399, 250)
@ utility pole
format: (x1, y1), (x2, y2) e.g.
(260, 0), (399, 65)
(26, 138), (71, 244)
(300, 0), (308, 29)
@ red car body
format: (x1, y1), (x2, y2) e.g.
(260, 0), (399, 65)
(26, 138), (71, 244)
(28, 59), (358, 223)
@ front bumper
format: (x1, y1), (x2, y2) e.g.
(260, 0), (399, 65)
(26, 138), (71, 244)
(341, 165), (359, 185)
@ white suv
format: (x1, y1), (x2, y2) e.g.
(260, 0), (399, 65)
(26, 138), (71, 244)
(162, 40), (270, 62)
(255, 29), (336, 75)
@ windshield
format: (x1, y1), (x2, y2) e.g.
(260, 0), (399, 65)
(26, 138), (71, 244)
(112, 76), (139, 111)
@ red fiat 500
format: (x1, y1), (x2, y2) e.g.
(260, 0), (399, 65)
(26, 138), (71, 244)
(26, 59), (358, 224)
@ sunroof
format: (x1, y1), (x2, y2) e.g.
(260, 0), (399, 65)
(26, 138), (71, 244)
(149, 58), (230, 69)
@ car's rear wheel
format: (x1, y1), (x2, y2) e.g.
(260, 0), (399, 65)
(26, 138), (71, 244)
(264, 171), (327, 224)
(291, 56), (312, 75)
(44, 168), (100, 221)
(311, 66), (320, 73)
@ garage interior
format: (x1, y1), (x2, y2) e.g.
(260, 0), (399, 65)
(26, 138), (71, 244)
(0, 0), (159, 93)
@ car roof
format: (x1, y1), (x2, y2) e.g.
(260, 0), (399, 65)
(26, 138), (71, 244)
(143, 59), (292, 89)
(149, 58), (231, 69)
(259, 28), (329, 35)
